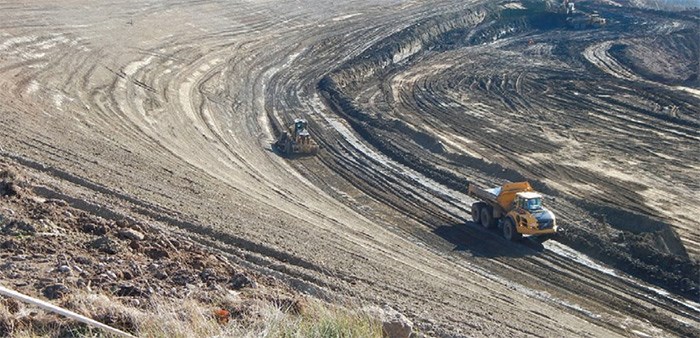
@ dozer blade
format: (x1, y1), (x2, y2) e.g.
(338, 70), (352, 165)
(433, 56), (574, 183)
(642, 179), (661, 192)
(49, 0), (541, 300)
(293, 143), (318, 155)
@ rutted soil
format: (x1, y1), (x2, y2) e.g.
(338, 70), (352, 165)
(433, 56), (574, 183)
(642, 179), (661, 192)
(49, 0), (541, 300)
(318, 0), (699, 299)
(0, 0), (698, 337)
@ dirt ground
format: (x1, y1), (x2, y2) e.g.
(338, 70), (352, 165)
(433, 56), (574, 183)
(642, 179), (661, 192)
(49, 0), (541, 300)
(0, 0), (698, 337)
(0, 159), (309, 336)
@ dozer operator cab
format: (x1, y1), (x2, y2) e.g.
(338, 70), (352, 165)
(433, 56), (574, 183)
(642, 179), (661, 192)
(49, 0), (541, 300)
(293, 119), (311, 145)
(294, 119), (308, 136)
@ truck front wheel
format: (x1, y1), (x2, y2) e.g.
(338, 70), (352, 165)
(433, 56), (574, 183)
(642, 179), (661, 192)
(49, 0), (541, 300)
(503, 218), (522, 242)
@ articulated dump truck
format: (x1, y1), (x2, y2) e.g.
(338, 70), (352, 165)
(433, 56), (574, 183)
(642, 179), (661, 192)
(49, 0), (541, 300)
(468, 182), (558, 241)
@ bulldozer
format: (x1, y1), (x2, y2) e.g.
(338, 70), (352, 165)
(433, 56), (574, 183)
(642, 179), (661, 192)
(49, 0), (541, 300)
(274, 118), (319, 156)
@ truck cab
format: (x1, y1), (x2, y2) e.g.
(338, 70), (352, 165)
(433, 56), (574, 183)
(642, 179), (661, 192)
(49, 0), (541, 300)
(514, 192), (542, 211)
(511, 191), (557, 236)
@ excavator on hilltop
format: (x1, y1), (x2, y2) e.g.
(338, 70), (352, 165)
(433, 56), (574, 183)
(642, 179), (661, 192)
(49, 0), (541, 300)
(274, 118), (319, 156)
(559, 0), (607, 29)
(468, 181), (558, 241)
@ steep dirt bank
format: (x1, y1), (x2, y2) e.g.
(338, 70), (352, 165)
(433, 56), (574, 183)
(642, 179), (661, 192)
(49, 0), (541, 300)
(0, 159), (312, 337)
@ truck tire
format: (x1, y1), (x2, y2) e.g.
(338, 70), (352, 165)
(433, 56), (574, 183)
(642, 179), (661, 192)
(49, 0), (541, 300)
(471, 202), (483, 224)
(480, 206), (495, 229)
(503, 218), (522, 242)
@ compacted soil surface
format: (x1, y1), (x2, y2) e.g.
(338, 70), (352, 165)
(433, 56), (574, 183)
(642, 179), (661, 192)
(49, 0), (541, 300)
(0, 0), (698, 337)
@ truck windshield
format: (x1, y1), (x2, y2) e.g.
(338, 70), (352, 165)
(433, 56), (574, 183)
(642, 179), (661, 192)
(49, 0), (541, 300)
(525, 198), (542, 211)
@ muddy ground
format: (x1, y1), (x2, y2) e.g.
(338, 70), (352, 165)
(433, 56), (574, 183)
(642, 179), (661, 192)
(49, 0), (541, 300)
(0, 0), (698, 337)
(318, 0), (700, 298)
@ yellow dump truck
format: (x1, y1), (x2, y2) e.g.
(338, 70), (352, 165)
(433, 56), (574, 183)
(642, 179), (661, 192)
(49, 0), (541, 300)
(467, 182), (557, 241)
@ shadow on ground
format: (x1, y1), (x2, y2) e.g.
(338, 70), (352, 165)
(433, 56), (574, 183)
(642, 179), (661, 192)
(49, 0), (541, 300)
(433, 222), (546, 259)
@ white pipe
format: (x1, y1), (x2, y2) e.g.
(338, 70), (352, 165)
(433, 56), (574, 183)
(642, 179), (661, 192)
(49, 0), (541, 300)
(0, 285), (136, 338)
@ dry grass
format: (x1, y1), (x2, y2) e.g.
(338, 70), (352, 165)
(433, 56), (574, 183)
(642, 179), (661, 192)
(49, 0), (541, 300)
(0, 290), (382, 338)
(245, 298), (382, 338)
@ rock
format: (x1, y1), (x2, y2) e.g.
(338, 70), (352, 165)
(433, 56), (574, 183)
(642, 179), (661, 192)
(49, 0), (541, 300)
(154, 271), (168, 280)
(364, 306), (413, 338)
(129, 240), (141, 250)
(57, 265), (71, 273)
(30, 196), (46, 204)
(43, 284), (70, 300)
(1, 239), (18, 250)
(118, 228), (145, 241)
(89, 236), (121, 254)
(82, 223), (109, 236)
(214, 308), (231, 324)
(171, 270), (196, 286)
(1, 262), (16, 270)
(190, 258), (206, 270)
(230, 273), (257, 290)
(116, 219), (130, 228)
(10, 255), (28, 261)
(115, 284), (149, 298)
(200, 268), (217, 282)
(145, 248), (169, 260)
(2, 220), (37, 236)
(75, 256), (93, 265)
(45, 198), (68, 207)
(161, 239), (178, 251)
(130, 223), (146, 233)
(0, 176), (19, 197)
(36, 219), (60, 233)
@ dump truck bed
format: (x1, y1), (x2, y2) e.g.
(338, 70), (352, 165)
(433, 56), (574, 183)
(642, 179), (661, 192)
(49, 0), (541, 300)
(468, 181), (534, 212)
(468, 184), (499, 204)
